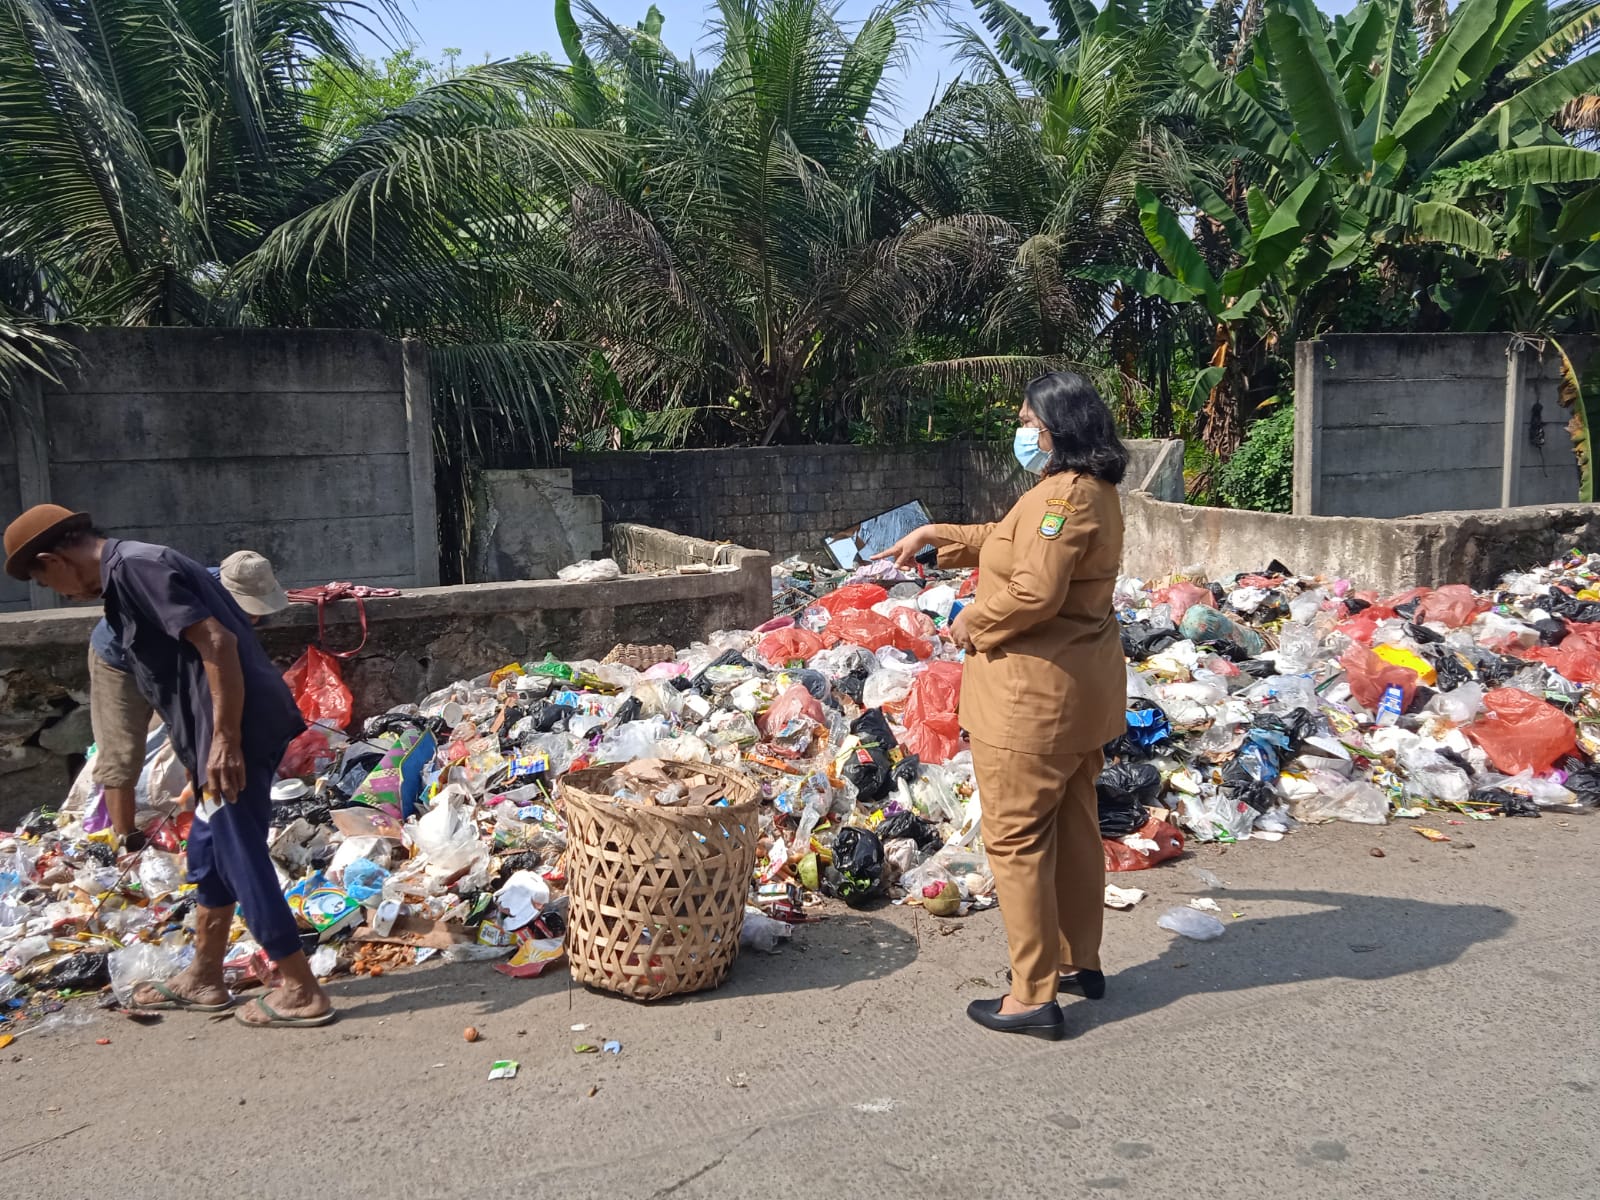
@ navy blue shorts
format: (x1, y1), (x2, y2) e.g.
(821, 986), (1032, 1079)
(186, 756), (302, 962)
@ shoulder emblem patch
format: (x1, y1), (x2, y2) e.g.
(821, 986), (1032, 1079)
(1038, 512), (1066, 539)
(1045, 497), (1076, 512)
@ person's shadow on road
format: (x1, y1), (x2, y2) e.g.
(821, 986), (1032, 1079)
(1069, 888), (1515, 1037)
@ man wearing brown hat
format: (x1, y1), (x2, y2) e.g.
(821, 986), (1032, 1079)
(4, 505), (335, 1028)
(89, 549), (292, 850)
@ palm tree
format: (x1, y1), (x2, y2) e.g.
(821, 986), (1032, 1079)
(906, 0), (1212, 433)
(555, 0), (1052, 445)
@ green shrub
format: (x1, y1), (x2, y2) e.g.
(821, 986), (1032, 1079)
(1216, 404), (1294, 512)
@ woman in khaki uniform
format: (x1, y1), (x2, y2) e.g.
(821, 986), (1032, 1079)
(884, 372), (1128, 1040)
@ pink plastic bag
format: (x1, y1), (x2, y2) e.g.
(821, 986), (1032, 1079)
(1466, 688), (1578, 774)
(760, 683), (826, 739)
(1157, 582), (1214, 621)
(1417, 584), (1487, 628)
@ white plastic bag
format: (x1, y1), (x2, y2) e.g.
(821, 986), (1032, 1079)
(557, 558), (622, 583)
(409, 791), (487, 875)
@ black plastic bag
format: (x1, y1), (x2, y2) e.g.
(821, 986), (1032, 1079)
(1560, 764), (1600, 807)
(609, 696), (643, 727)
(1533, 618), (1569, 646)
(834, 670), (868, 706)
(1549, 594), (1600, 624)
(878, 812), (942, 852)
(1121, 622), (1183, 660)
(44, 951), (111, 992)
(1405, 621), (1444, 645)
(277, 797), (333, 827)
(1427, 648), (1473, 692)
(529, 700), (575, 733)
(692, 648), (757, 692)
(1095, 763), (1160, 836)
(1474, 787), (1541, 818)
(843, 709), (897, 803)
(823, 827), (886, 905)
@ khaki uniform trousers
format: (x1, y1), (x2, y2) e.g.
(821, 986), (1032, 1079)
(970, 737), (1104, 1007)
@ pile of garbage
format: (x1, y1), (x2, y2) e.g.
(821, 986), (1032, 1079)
(5, 548), (1600, 1033)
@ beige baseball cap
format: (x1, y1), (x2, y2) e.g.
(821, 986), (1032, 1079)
(220, 550), (290, 616)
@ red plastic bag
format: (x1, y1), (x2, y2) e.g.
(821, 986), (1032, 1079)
(279, 725), (342, 777)
(1336, 606), (1398, 646)
(1341, 645), (1419, 711)
(758, 627), (825, 668)
(1417, 584), (1487, 628)
(900, 661), (965, 764)
(284, 646), (353, 730)
(1103, 817), (1185, 872)
(904, 661), (963, 728)
(901, 714), (964, 765)
(830, 609), (897, 652)
(1553, 628), (1600, 684)
(887, 607), (935, 660)
(760, 683), (826, 739)
(1466, 688), (1578, 774)
(817, 583), (889, 617)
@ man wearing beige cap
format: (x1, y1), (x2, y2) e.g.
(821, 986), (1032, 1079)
(87, 549), (291, 849)
(3, 505), (334, 1028)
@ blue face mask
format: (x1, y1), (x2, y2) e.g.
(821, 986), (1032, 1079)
(1013, 427), (1050, 474)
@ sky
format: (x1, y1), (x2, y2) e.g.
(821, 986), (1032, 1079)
(354, 0), (1050, 135)
(355, 0), (1362, 136)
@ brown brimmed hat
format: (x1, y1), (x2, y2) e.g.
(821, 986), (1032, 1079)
(4, 504), (93, 581)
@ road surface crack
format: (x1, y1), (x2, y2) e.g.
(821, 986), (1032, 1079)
(648, 1126), (763, 1199)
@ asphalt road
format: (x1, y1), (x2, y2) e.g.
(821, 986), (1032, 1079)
(4, 815), (1595, 1200)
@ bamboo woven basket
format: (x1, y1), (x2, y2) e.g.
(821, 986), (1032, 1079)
(560, 762), (760, 1001)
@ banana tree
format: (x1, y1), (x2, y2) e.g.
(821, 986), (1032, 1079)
(1108, 0), (1600, 455)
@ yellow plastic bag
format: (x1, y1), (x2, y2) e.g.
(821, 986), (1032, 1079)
(1373, 643), (1437, 686)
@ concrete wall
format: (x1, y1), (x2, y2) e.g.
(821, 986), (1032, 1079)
(0, 527), (771, 826)
(467, 468), (602, 582)
(1122, 489), (1600, 596)
(3, 328), (439, 611)
(565, 439), (1183, 557)
(1295, 334), (1590, 519)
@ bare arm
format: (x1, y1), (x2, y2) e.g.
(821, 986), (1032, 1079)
(184, 617), (246, 801)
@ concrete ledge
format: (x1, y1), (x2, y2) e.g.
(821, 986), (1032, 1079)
(0, 528), (772, 823)
(1122, 491), (1600, 593)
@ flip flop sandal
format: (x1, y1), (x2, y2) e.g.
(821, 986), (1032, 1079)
(130, 980), (236, 1013)
(234, 996), (337, 1029)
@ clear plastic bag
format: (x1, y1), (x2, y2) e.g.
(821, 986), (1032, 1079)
(108, 940), (191, 1005)
(1157, 907), (1226, 940)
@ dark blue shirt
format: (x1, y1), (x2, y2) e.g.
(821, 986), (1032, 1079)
(91, 566), (220, 673)
(99, 540), (303, 783)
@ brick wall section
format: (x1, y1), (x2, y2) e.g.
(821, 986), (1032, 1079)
(567, 440), (1181, 557)
(569, 444), (998, 557)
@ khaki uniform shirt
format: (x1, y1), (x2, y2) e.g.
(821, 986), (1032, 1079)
(929, 471), (1126, 754)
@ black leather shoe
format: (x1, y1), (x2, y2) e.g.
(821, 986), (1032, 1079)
(1005, 967), (1107, 999)
(966, 996), (1066, 1040)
